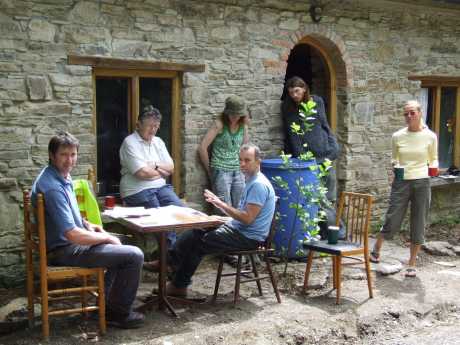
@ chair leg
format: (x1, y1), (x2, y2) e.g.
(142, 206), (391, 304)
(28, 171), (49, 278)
(335, 256), (342, 304)
(41, 281), (49, 339)
(97, 270), (106, 335)
(233, 255), (243, 305)
(332, 256), (337, 289)
(212, 256), (225, 303)
(302, 251), (314, 294)
(26, 265), (34, 329)
(249, 255), (263, 296)
(265, 256), (281, 303)
(364, 252), (374, 299)
(82, 275), (88, 318)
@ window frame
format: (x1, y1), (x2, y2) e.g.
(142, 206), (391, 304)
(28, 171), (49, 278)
(92, 68), (183, 195)
(68, 55), (205, 197)
(409, 75), (460, 168)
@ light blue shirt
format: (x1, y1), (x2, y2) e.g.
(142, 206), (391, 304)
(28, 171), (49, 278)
(228, 172), (276, 242)
(31, 166), (83, 252)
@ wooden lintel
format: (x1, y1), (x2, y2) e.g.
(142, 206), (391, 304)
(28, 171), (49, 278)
(68, 55), (205, 73)
(408, 75), (460, 85)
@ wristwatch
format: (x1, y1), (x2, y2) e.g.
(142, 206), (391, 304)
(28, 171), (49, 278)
(154, 162), (158, 170)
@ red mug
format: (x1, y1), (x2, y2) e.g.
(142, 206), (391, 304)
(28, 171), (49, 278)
(104, 196), (116, 209)
(428, 167), (439, 177)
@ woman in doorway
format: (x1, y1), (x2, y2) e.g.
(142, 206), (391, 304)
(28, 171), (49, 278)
(282, 76), (339, 202)
(198, 95), (249, 210)
(370, 100), (438, 277)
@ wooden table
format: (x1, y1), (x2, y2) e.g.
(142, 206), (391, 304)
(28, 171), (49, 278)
(104, 205), (227, 317)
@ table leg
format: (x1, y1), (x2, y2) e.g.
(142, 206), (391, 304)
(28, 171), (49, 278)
(158, 231), (177, 317)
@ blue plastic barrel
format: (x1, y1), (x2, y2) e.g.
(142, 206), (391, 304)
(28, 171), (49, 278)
(261, 158), (319, 258)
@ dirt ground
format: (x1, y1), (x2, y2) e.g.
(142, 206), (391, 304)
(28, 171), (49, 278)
(1, 229), (460, 345)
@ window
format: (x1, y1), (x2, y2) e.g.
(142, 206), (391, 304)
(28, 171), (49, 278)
(409, 76), (460, 169)
(68, 55), (205, 197)
(93, 69), (181, 196)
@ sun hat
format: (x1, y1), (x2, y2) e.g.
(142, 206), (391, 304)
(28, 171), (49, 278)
(223, 95), (247, 117)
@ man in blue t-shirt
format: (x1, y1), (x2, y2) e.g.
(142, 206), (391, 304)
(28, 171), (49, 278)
(31, 132), (145, 329)
(166, 143), (276, 296)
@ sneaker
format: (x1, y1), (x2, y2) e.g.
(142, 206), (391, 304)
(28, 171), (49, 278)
(107, 311), (145, 329)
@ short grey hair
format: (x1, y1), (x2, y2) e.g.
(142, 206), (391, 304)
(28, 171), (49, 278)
(139, 105), (162, 123)
(240, 143), (261, 161)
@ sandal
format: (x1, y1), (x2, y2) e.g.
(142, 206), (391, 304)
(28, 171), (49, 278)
(369, 251), (380, 263)
(404, 268), (417, 278)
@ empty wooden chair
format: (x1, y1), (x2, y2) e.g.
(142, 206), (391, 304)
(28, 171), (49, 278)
(24, 190), (106, 339)
(212, 199), (281, 304)
(302, 192), (373, 304)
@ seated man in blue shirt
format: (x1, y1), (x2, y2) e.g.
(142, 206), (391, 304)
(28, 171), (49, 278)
(165, 143), (276, 296)
(31, 131), (145, 329)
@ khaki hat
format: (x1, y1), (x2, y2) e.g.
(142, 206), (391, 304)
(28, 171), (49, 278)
(223, 95), (247, 117)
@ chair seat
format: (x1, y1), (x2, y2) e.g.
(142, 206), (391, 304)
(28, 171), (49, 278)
(303, 240), (362, 256)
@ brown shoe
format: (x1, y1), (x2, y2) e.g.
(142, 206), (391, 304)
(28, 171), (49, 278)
(165, 282), (187, 297)
(143, 260), (173, 273)
(143, 260), (160, 272)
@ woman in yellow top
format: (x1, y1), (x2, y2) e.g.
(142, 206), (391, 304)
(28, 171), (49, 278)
(370, 100), (438, 277)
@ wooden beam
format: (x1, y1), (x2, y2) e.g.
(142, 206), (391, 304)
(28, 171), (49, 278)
(171, 75), (182, 197)
(409, 75), (460, 86)
(68, 55), (205, 73)
(455, 87), (460, 167)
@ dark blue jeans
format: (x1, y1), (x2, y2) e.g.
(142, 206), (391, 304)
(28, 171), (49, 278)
(170, 225), (260, 288)
(49, 243), (144, 316)
(123, 184), (183, 246)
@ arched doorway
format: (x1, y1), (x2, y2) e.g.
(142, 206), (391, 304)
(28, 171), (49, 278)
(282, 36), (338, 132)
(281, 34), (349, 199)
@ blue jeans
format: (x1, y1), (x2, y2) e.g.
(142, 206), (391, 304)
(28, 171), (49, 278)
(170, 225), (259, 288)
(211, 169), (245, 209)
(49, 243), (144, 316)
(123, 184), (183, 246)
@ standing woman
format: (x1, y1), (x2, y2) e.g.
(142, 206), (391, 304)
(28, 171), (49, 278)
(282, 76), (339, 202)
(370, 100), (438, 277)
(199, 95), (249, 209)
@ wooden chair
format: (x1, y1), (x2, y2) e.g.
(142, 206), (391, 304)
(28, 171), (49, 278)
(212, 199), (281, 304)
(302, 192), (373, 304)
(24, 190), (106, 339)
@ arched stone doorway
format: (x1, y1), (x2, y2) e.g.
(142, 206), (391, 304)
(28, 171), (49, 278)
(281, 33), (350, 195)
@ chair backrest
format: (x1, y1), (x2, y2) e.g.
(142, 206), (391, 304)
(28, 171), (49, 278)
(264, 196), (280, 249)
(335, 192), (373, 246)
(24, 190), (48, 276)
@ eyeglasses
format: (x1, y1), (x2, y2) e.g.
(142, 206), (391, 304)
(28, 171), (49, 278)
(403, 110), (419, 117)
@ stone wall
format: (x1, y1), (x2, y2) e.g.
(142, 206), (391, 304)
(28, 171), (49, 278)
(0, 0), (459, 286)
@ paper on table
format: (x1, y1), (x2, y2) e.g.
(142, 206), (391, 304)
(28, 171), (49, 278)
(103, 206), (150, 219)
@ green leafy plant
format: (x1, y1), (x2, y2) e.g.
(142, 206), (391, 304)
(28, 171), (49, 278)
(272, 99), (331, 274)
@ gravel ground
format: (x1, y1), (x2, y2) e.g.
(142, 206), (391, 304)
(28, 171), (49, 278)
(1, 236), (460, 345)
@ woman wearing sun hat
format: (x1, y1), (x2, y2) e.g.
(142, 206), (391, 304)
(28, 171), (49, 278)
(198, 95), (249, 210)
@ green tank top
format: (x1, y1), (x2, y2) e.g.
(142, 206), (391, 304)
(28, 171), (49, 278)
(210, 124), (244, 171)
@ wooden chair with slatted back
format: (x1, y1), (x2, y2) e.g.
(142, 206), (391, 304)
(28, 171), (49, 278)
(212, 198), (281, 304)
(23, 190), (106, 339)
(302, 192), (373, 304)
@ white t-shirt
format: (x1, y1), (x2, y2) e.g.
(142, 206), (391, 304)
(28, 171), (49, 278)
(119, 131), (173, 198)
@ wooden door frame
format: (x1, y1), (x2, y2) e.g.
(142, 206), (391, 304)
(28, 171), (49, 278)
(92, 69), (183, 196)
(298, 36), (337, 132)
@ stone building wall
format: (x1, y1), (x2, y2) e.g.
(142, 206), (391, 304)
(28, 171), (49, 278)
(0, 0), (459, 286)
